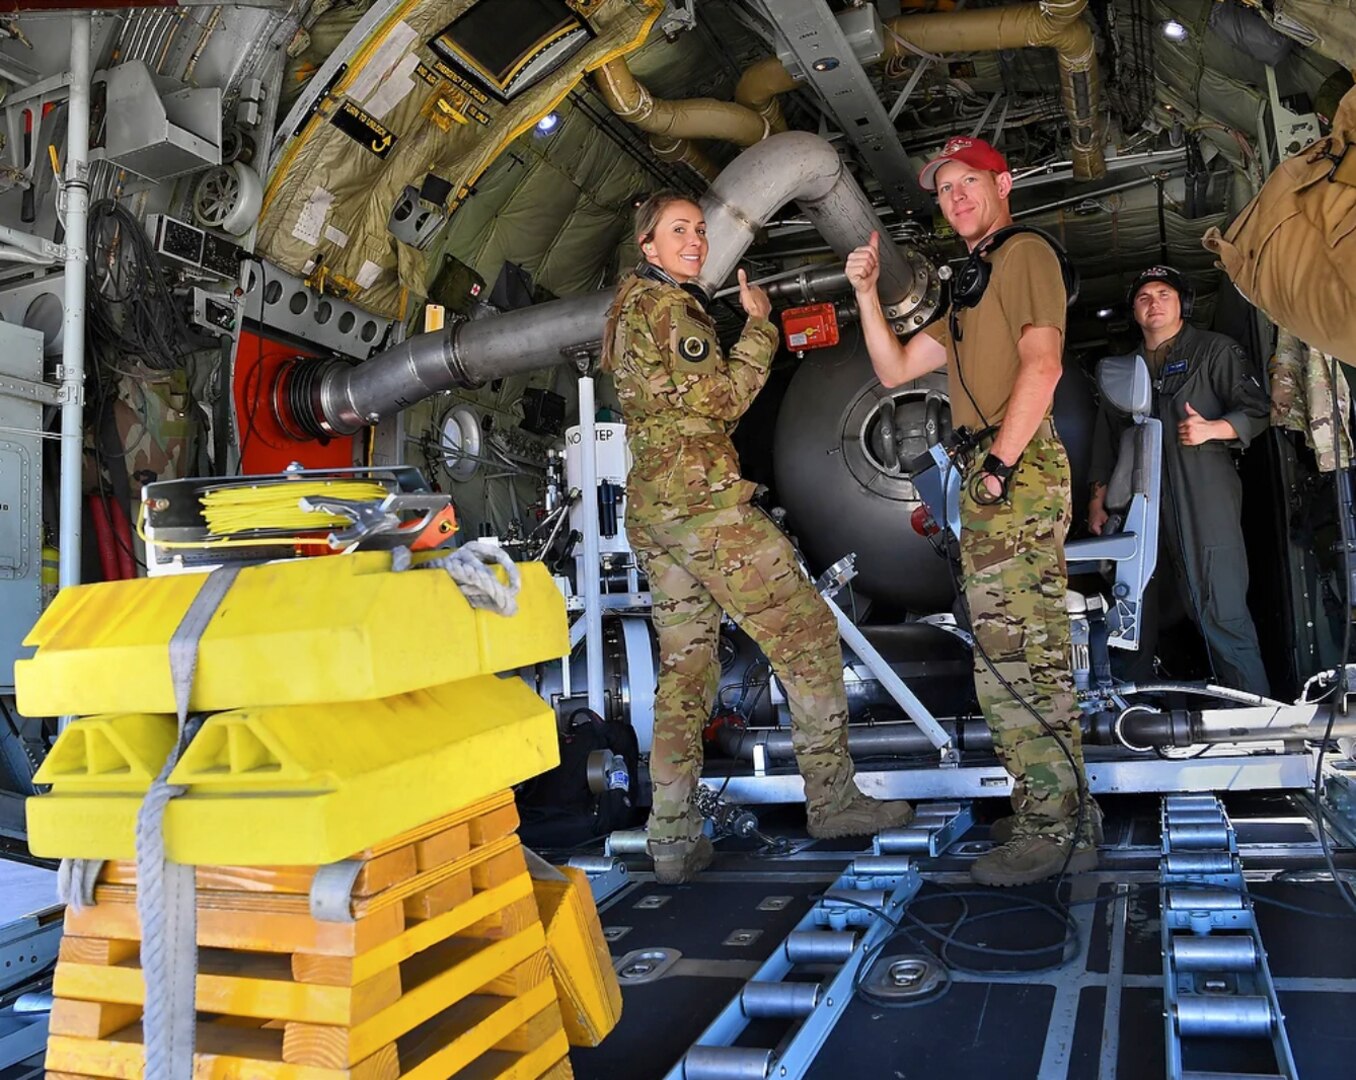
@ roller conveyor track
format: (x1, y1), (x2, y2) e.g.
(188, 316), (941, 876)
(1160, 795), (1299, 1080)
(661, 804), (972, 1080)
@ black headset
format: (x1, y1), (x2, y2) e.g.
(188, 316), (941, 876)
(1126, 265), (1194, 319)
(950, 225), (1080, 313)
(637, 260), (713, 310)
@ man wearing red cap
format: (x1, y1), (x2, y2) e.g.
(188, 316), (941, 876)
(846, 137), (1098, 887)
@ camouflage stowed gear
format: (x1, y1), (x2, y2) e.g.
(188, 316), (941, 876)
(603, 271), (863, 847)
(960, 431), (1086, 842)
(632, 504), (857, 845)
(116, 369), (194, 498)
(1270, 328), (1352, 472)
(602, 274), (778, 525)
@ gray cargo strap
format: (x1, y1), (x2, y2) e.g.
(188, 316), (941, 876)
(138, 564), (242, 1080)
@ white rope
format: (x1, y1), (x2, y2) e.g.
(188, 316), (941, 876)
(56, 858), (102, 911)
(392, 542), (521, 616)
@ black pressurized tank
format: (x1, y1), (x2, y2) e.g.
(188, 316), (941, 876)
(772, 328), (1097, 612)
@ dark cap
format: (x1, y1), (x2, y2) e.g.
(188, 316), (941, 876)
(1127, 265), (1190, 306)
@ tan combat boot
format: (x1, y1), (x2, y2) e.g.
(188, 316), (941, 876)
(807, 792), (915, 839)
(650, 835), (714, 884)
(970, 834), (1098, 887)
(990, 798), (1104, 846)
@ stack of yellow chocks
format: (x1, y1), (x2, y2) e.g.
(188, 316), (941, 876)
(25, 550), (602, 1078)
(529, 862), (624, 1048)
(20, 550), (569, 864)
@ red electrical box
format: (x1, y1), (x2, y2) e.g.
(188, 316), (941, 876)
(780, 303), (840, 353)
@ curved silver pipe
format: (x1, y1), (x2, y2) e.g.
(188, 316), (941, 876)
(696, 130), (916, 306)
(318, 132), (916, 435)
(320, 292), (613, 432)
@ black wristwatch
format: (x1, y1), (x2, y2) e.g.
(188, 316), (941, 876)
(982, 453), (1014, 481)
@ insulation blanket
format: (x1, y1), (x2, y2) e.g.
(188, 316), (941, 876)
(257, 0), (658, 318)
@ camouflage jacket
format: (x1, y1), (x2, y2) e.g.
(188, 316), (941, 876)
(601, 273), (778, 525)
(1270, 328), (1352, 472)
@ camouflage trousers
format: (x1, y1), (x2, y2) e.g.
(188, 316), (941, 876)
(631, 503), (858, 845)
(959, 433), (1088, 842)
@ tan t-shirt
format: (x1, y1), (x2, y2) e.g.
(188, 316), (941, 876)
(923, 232), (1068, 431)
(1144, 331), (1181, 377)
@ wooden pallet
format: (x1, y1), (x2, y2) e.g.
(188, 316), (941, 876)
(45, 954), (570, 1079)
(61, 797), (524, 958)
(45, 791), (572, 1080)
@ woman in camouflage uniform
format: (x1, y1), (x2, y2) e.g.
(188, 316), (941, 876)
(601, 192), (914, 884)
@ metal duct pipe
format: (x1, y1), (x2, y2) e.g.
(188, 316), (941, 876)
(759, 266), (851, 302)
(315, 291), (613, 434)
(311, 131), (913, 436)
(594, 56), (766, 183)
(734, 57), (796, 135)
(594, 58), (770, 145)
(713, 702), (1356, 762)
(716, 719), (986, 761)
(881, 0), (1105, 180)
(695, 130), (918, 309)
(649, 133), (719, 183)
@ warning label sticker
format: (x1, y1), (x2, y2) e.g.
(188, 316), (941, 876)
(330, 101), (397, 158)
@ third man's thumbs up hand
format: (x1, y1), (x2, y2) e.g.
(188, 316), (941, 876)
(1178, 401), (1214, 446)
(845, 231), (881, 296)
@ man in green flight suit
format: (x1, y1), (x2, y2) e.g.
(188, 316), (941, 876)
(1088, 266), (1272, 696)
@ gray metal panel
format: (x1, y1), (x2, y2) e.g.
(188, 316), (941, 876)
(0, 323), (46, 695)
(713, 752), (1316, 803)
(103, 61), (222, 181)
(758, 0), (927, 218)
(241, 260), (394, 361)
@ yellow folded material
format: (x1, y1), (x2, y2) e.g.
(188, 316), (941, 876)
(16, 552), (567, 717)
(29, 675), (559, 864)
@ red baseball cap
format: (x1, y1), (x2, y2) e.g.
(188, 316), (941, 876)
(918, 136), (1010, 191)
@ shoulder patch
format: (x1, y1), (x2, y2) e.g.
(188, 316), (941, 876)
(679, 334), (711, 362)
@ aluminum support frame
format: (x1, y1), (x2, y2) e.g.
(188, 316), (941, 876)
(712, 751), (1317, 803)
(824, 594), (953, 756)
(754, 0), (928, 219)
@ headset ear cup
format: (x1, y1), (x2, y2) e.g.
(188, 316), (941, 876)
(953, 257), (991, 309)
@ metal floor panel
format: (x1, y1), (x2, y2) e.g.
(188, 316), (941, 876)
(0, 864), (56, 925)
(803, 983), (1056, 1080)
(567, 795), (1356, 1080)
(599, 880), (820, 961)
(570, 977), (748, 1080)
